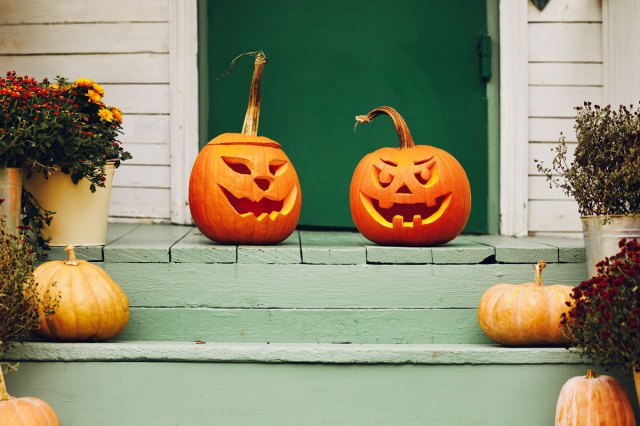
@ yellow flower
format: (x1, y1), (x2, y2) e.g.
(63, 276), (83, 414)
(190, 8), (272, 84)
(92, 83), (105, 97)
(87, 89), (103, 105)
(74, 78), (94, 88)
(111, 107), (123, 123)
(50, 83), (59, 90)
(98, 108), (114, 122)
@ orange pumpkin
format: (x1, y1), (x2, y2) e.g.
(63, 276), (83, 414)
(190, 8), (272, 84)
(350, 106), (471, 246)
(0, 369), (59, 425)
(477, 260), (573, 346)
(189, 52), (301, 244)
(33, 245), (129, 341)
(556, 370), (636, 426)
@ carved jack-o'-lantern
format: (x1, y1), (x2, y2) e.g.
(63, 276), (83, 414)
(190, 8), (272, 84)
(350, 106), (471, 246)
(189, 52), (302, 244)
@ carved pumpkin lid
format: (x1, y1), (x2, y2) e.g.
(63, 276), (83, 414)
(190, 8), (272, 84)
(207, 133), (281, 148)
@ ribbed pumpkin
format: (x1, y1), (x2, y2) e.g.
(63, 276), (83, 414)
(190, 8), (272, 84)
(0, 369), (59, 425)
(555, 370), (636, 426)
(350, 106), (471, 246)
(189, 51), (301, 244)
(477, 260), (573, 346)
(33, 245), (129, 341)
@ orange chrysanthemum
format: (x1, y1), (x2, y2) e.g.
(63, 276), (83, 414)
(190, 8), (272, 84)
(98, 108), (114, 122)
(87, 89), (103, 105)
(111, 107), (123, 123)
(92, 82), (105, 97)
(74, 78), (94, 88)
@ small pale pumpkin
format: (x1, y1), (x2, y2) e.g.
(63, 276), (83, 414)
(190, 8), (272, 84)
(477, 260), (573, 346)
(0, 368), (59, 425)
(33, 245), (129, 341)
(555, 370), (636, 426)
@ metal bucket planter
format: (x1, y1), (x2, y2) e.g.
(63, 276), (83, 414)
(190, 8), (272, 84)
(0, 168), (23, 234)
(23, 163), (115, 246)
(581, 214), (640, 278)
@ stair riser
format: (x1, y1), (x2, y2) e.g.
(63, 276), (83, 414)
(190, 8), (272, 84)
(6, 362), (637, 426)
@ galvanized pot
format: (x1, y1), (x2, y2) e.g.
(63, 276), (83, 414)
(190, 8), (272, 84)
(0, 168), (22, 234)
(581, 214), (640, 278)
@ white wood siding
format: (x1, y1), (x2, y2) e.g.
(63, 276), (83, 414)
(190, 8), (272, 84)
(527, 0), (603, 237)
(0, 0), (172, 221)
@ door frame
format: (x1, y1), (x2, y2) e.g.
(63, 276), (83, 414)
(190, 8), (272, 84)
(172, 0), (503, 231)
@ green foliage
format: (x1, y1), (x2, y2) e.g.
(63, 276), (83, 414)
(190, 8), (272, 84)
(561, 239), (640, 372)
(0, 216), (56, 353)
(536, 103), (640, 217)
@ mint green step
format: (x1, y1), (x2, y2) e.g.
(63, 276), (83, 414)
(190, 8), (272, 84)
(39, 225), (589, 344)
(4, 342), (637, 426)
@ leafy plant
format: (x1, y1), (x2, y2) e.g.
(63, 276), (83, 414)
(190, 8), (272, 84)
(0, 71), (132, 252)
(535, 102), (640, 217)
(0, 214), (57, 353)
(561, 238), (640, 372)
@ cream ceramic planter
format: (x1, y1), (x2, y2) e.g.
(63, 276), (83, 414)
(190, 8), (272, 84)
(0, 167), (22, 234)
(581, 214), (640, 278)
(23, 163), (115, 246)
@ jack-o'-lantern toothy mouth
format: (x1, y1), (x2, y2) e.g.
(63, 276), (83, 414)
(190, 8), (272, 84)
(219, 185), (297, 221)
(359, 192), (453, 228)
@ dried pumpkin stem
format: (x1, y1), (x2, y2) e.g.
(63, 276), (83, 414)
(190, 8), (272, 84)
(533, 260), (547, 286)
(0, 366), (10, 401)
(355, 106), (415, 149)
(585, 369), (598, 379)
(241, 51), (268, 136)
(65, 244), (78, 266)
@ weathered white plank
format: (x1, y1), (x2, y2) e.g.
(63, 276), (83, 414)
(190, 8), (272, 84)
(529, 86), (602, 118)
(0, 23), (168, 54)
(528, 0), (602, 22)
(0, 0), (169, 24)
(529, 118), (576, 142)
(112, 165), (170, 188)
(0, 54), (169, 83)
(528, 200), (582, 232)
(109, 187), (170, 218)
(528, 176), (573, 200)
(528, 142), (576, 175)
(528, 23), (602, 62)
(529, 63), (602, 86)
(120, 115), (170, 144)
(103, 84), (169, 114)
(123, 144), (170, 166)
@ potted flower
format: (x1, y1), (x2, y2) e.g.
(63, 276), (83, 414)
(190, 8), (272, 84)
(560, 238), (640, 408)
(0, 215), (59, 423)
(536, 102), (640, 277)
(0, 71), (132, 249)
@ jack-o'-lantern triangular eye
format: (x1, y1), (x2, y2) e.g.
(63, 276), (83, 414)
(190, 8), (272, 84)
(269, 159), (288, 176)
(222, 156), (252, 174)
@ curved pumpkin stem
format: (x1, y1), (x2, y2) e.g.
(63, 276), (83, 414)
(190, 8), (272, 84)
(64, 245), (78, 266)
(585, 369), (598, 379)
(241, 51), (268, 137)
(533, 260), (546, 286)
(0, 366), (10, 401)
(355, 106), (415, 149)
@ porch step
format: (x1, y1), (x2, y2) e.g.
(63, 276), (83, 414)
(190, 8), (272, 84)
(5, 342), (636, 426)
(11, 225), (634, 425)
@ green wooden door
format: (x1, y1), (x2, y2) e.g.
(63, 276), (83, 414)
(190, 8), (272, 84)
(200, 0), (491, 232)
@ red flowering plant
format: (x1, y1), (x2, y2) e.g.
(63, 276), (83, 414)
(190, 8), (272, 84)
(0, 71), (131, 249)
(561, 238), (640, 372)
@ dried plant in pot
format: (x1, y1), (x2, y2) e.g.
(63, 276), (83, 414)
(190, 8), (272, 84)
(561, 238), (640, 409)
(0, 217), (59, 424)
(536, 102), (640, 277)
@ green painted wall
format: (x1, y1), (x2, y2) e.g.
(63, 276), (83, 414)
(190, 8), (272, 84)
(199, 0), (493, 233)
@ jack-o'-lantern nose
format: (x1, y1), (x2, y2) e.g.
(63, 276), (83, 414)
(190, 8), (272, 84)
(254, 177), (272, 191)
